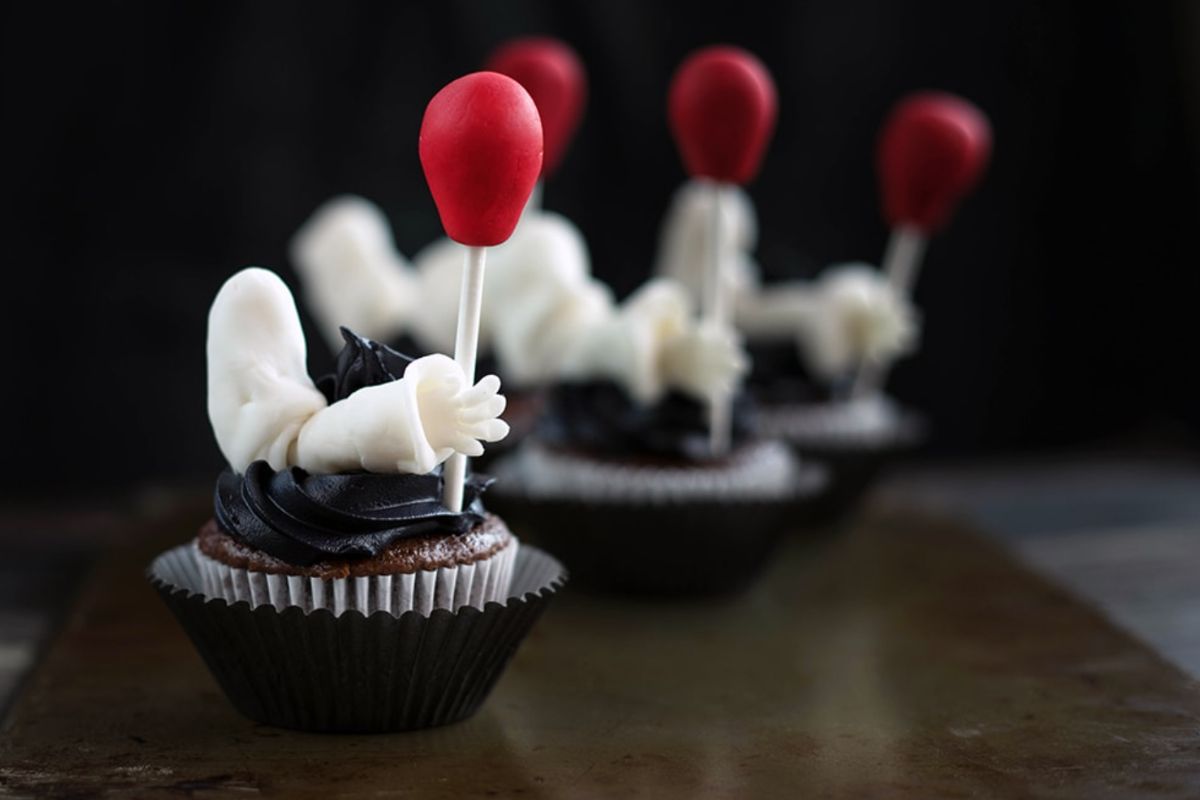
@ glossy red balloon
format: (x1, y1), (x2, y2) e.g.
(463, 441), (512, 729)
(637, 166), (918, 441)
(668, 46), (777, 185)
(419, 72), (544, 246)
(486, 37), (586, 177)
(878, 92), (992, 233)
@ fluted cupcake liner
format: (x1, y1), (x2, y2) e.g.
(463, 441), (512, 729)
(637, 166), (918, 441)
(148, 544), (566, 733)
(194, 540), (518, 616)
(488, 447), (828, 596)
(757, 399), (925, 524)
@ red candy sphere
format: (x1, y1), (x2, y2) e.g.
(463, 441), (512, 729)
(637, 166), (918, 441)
(486, 37), (586, 178)
(668, 45), (777, 185)
(419, 72), (544, 247)
(877, 92), (992, 233)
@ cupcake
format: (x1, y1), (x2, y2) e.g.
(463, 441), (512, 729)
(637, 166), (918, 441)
(656, 179), (923, 522)
(656, 87), (991, 522)
(148, 267), (565, 731)
(490, 279), (827, 596)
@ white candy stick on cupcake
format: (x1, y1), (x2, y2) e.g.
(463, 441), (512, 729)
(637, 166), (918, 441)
(668, 46), (777, 457)
(419, 72), (544, 511)
(852, 92), (992, 399)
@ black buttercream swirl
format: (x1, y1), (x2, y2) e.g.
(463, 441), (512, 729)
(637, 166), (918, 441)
(317, 327), (415, 402)
(215, 462), (492, 565)
(214, 327), (492, 565)
(745, 340), (837, 405)
(537, 380), (755, 462)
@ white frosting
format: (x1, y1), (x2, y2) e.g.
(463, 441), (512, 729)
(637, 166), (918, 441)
(290, 196), (419, 353)
(491, 440), (819, 503)
(653, 178), (920, 381)
(206, 268), (508, 475)
(294, 196), (748, 405)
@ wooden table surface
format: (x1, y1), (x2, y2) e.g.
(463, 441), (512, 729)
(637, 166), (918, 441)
(3, 499), (1200, 798)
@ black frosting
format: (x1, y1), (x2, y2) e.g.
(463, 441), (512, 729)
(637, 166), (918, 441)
(745, 340), (839, 405)
(214, 462), (491, 565)
(537, 380), (755, 462)
(214, 328), (492, 566)
(318, 327), (415, 403)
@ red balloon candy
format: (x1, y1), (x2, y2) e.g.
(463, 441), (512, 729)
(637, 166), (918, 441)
(668, 45), (777, 185)
(419, 72), (544, 247)
(877, 91), (992, 233)
(486, 37), (586, 178)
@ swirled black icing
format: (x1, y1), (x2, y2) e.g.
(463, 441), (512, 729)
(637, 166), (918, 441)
(317, 328), (414, 402)
(537, 380), (755, 462)
(215, 462), (492, 565)
(744, 340), (838, 405)
(214, 328), (492, 565)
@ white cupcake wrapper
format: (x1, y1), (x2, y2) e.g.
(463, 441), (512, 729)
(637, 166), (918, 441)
(757, 396), (923, 450)
(194, 539), (518, 616)
(491, 439), (822, 504)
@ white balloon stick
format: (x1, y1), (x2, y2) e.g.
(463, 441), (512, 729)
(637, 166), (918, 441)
(442, 245), (488, 512)
(706, 181), (733, 456)
(850, 223), (927, 399)
(524, 180), (544, 216)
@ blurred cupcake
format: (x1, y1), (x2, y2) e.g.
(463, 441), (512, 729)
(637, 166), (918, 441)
(148, 268), (565, 732)
(491, 280), (826, 596)
(656, 180), (922, 521)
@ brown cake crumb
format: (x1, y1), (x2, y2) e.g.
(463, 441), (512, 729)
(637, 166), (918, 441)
(196, 514), (513, 578)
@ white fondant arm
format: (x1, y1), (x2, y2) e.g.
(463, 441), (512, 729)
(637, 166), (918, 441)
(653, 179), (762, 306)
(413, 211), (610, 388)
(290, 196), (420, 353)
(734, 282), (825, 339)
(295, 355), (509, 475)
(207, 268), (507, 476)
(561, 278), (748, 405)
(207, 269), (331, 472)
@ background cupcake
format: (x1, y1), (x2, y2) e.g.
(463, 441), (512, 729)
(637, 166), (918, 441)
(491, 279), (826, 595)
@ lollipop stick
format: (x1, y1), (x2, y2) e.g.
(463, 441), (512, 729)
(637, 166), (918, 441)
(881, 223), (927, 296)
(850, 224), (927, 399)
(442, 245), (488, 512)
(706, 181), (733, 456)
(523, 180), (543, 217)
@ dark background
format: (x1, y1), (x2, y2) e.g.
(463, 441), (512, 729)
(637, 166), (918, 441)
(1, 1), (1196, 495)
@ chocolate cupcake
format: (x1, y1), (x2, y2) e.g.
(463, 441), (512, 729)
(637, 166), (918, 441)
(655, 179), (923, 523)
(747, 338), (923, 522)
(148, 268), (565, 732)
(491, 378), (826, 596)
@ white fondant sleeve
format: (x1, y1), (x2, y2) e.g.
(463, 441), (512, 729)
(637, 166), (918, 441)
(654, 179), (761, 306)
(207, 268), (330, 472)
(295, 355), (508, 475)
(290, 195), (420, 353)
(207, 268), (508, 475)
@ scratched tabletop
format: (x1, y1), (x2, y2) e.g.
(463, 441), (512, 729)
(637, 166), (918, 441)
(3, 486), (1200, 798)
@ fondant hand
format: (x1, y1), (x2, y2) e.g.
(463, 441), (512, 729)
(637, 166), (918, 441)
(801, 264), (919, 380)
(661, 321), (749, 402)
(416, 365), (510, 458)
